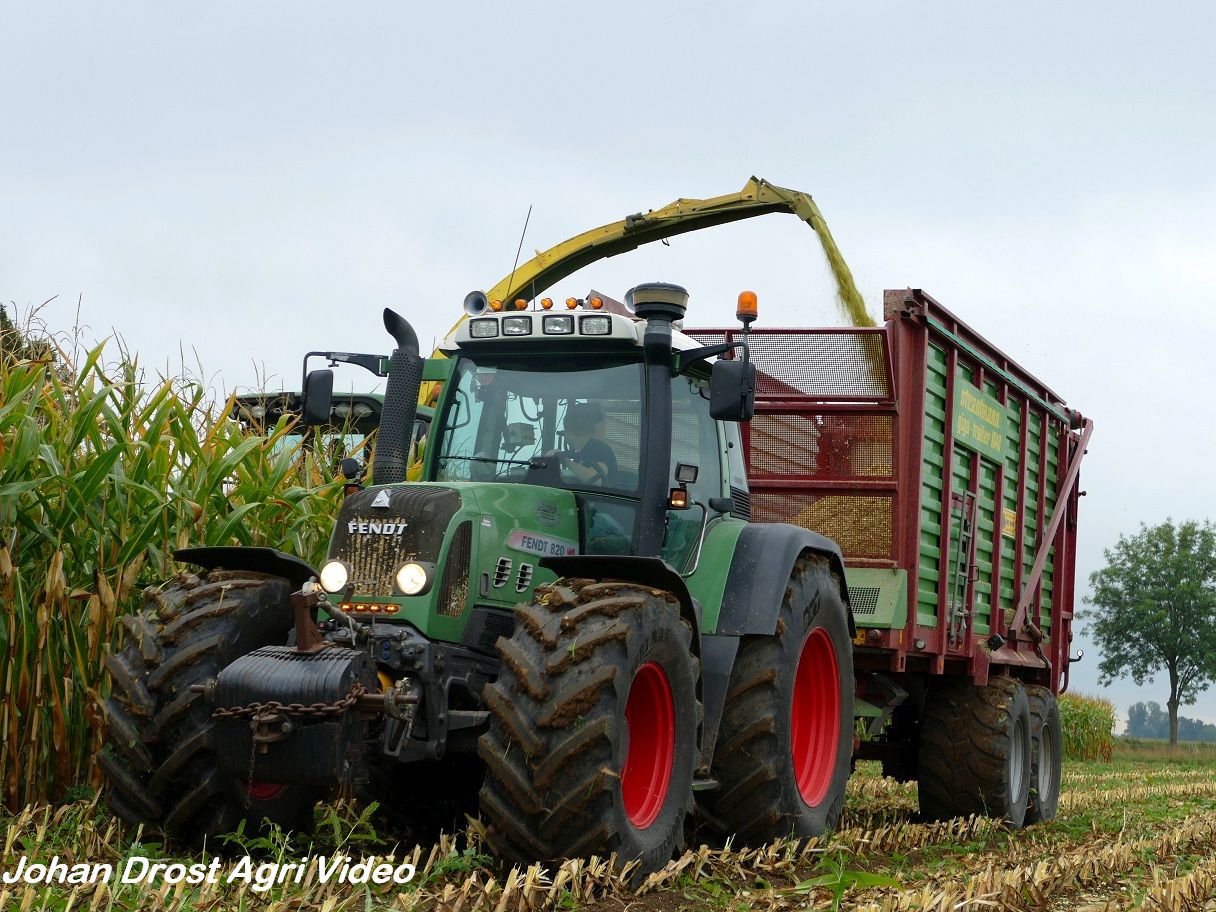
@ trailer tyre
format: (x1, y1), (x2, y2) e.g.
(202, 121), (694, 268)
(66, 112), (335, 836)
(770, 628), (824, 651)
(478, 579), (699, 879)
(1024, 685), (1061, 823)
(97, 570), (317, 842)
(917, 676), (1032, 828)
(704, 554), (854, 844)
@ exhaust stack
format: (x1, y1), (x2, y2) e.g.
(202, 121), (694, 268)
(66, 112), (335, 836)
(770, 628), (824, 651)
(373, 308), (424, 486)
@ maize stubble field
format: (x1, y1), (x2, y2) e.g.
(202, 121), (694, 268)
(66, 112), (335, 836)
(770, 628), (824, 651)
(3, 743), (1216, 912)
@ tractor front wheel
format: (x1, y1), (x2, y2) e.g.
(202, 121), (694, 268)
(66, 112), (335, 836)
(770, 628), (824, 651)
(478, 579), (699, 877)
(704, 554), (855, 844)
(97, 570), (318, 842)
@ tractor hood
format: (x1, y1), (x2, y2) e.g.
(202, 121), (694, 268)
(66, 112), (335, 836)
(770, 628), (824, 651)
(324, 482), (580, 642)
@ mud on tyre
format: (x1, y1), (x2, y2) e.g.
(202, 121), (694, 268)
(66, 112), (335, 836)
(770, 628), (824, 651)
(917, 675), (1032, 827)
(702, 554), (854, 845)
(478, 578), (700, 877)
(97, 570), (316, 840)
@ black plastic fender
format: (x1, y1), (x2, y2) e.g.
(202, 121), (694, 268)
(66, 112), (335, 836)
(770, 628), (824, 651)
(538, 555), (701, 657)
(174, 547), (319, 590)
(714, 523), (856, 638)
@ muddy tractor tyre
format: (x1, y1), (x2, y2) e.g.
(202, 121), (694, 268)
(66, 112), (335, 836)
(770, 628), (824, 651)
(1024, 685), (1062, 824)
(917, 676), (1032, 828)
(478, 579), (700, 878)
(97, 570), (317, 842)
(704, 555), (854, 845)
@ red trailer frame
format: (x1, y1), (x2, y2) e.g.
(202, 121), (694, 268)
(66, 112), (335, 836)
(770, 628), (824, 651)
(690, 288), (1091, 698)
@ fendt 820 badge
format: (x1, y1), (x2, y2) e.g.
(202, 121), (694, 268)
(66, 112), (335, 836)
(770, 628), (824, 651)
(99, 178), (1090, 878)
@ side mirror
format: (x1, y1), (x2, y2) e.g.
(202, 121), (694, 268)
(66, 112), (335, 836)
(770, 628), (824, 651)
(339, 457), (364, 482)
(709, 359), (756, 421)
(302, 369), (334, 426)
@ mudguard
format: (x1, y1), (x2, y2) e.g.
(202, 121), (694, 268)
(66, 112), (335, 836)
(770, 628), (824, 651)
(538, 555), (701, 656)
(174, 546), (319, 590)
(715, 523), (856, 638)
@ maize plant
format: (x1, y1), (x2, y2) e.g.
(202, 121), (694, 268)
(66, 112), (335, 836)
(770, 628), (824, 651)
(0, 341), (344, 810)
(1059, 691), (1116, 762)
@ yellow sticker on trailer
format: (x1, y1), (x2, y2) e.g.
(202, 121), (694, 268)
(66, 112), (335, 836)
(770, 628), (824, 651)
(1002, 508), (1017, 537)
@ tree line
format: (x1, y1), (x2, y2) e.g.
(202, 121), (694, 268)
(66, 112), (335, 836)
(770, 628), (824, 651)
(1125, 701), (1216, 743)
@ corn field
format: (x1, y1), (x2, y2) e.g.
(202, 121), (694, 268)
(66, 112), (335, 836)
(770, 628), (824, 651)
(0, 336), (344, 810)
(1060, 691), (1117, 762)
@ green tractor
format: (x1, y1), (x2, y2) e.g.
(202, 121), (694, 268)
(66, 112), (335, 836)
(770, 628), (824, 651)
(98, 282), (856, 871)
(98, 179), (876, 873)
(230, 350), (436, 485)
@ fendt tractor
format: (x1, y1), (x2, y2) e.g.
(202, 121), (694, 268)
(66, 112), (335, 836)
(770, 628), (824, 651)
(98, 179), (1091, 876)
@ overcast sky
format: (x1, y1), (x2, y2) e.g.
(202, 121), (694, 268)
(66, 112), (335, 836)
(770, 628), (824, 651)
(5, 2), (1216, 726)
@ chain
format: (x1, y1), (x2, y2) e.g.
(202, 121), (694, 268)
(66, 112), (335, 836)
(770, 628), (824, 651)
(218, 682), (367, 810)
(213, 682), (367, 720)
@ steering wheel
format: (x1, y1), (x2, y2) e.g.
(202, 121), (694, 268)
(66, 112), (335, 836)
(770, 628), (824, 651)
(560, 453), (607, 486)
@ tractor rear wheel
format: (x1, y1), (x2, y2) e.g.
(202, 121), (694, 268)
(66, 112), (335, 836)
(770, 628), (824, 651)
(704, 554), (854, 844)
(478, 578), (699, 878)
(917, 676), (1032, 827)
(97, 570), (318, 841)
(1024, 685), (1061, 823)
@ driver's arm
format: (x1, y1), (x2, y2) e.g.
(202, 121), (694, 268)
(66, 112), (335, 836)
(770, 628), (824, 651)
(558, 453), (609, 485)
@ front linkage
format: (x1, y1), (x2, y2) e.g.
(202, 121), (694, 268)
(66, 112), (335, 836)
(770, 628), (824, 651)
(198, 580), (495, 795)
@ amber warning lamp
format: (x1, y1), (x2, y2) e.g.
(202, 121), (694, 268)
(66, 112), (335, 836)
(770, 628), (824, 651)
(737, 290), (758, 329)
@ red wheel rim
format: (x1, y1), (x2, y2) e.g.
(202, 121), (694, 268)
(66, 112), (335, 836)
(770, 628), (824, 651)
(791, 627), (841, 806)
(245, 780), (286, 801)
(621, 661), (675, 828)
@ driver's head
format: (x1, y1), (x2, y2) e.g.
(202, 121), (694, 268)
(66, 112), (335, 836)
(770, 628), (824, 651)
(562, 403), (599, 445)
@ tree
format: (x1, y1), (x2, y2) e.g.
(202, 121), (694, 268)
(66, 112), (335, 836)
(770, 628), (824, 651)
(1126, 701), (1216, 743)
(1126, 701), (1149, 737)
(1085, 520), (1216, 746)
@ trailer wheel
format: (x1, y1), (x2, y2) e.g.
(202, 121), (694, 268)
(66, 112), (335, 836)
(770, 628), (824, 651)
(917, 676), (1031, 828)
(1024, 685), (1061, 823)
(704, 555), (854, 844)
(97, 570), (318, 841)
(478, 579), (699, 878)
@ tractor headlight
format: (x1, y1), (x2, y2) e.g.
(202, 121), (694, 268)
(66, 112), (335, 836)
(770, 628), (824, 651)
(502, 315), (533, 336)
(469, 318), (499, 338)
(543, 315), (574, 335)
(579, 315), (611, 335)
(319, 560), (350, 593)
(396, 562), (428, 595)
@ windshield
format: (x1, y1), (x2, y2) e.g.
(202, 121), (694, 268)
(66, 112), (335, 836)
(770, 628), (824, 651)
(435, 355), (643, 493)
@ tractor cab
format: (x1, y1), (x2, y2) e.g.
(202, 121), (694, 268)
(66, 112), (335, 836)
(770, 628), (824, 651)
(428, 301), (745, 571)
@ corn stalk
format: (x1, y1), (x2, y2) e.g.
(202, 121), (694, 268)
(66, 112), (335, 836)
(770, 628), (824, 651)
(0, 345), (343, 810)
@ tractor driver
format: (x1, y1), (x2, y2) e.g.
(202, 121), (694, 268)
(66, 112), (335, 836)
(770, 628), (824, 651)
(556, 402), (617, 486)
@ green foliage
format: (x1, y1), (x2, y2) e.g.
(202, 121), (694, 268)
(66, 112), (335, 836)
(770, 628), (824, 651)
(1127, 701), (1216, 742)
(1084, 519), (1216, 745)
(0, 335), (345, 811)
(789, 856), (900, 911)
(1059, 692), (1116, 762)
